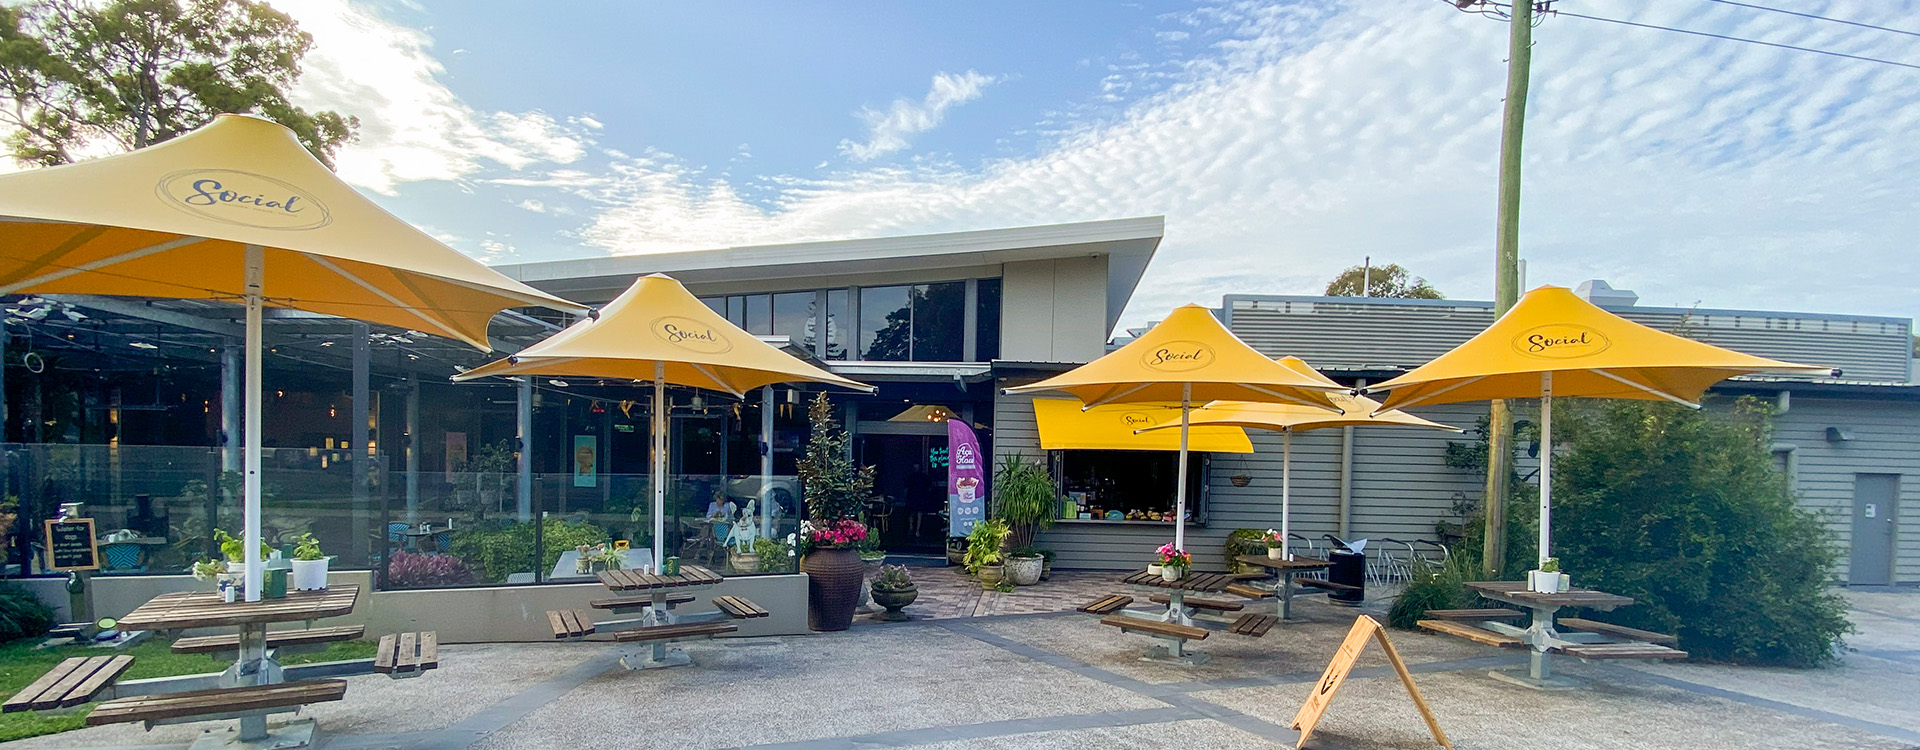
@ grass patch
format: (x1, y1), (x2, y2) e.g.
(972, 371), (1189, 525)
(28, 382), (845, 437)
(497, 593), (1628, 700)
(0, 636), (376, 742)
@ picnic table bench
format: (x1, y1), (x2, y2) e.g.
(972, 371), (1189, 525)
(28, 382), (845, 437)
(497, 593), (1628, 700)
(1234, 554), (1333, 620)
(374, 632), (439, 677)
(87, 680), (347, 730)
(545, 564), (757, 670)
(1229, 613), (1279, 637)
(1416, 582), (1686, 689)
(4, 655), (135, 712)
(172, 625), (365, 654)
(1076, 594), (1133, 615)
(1098, 570), (1238, 663)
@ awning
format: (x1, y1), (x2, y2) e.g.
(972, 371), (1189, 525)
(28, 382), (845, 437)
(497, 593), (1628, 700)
(1032, 399), (1252, 453)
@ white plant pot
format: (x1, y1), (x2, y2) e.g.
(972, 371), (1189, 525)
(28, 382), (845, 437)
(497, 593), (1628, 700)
(291, 558), (330, 591)
(1528, 570), (1562, 594)
(1161, 566), (1182, 582)
(1146, 563), (1163, 576)
(1268, 547), (1286, 559)
(1005, 556), (1043, 586)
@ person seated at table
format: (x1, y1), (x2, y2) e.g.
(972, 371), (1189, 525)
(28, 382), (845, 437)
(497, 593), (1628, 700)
(705, 491), (736, 522)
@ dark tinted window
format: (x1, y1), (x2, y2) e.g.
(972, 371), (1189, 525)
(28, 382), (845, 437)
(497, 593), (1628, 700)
(826, 289), (849, 360)
(975, 278), (1001, 361)
(860, 286), (912, 361)
(726, 296), (745, 329)
(912, 282), (965, 361)
(743, 294), (772, 335)
(772, 292), (814, 350)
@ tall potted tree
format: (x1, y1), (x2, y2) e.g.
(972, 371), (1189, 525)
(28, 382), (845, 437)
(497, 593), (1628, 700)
(993, 454), (1057, 553)
(796, 394), (876, 631)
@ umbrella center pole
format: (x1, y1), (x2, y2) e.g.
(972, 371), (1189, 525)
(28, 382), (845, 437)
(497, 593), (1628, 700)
(1281, 428), (1291, 560)
(1174, 383), (1190, 552)
(242, 245), (265, 604)
(1539, 371), (1552, 567)
(653, 364), (667, 571)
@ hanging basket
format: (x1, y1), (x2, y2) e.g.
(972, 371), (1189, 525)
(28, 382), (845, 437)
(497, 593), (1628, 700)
(1229, 475), (1253, 488)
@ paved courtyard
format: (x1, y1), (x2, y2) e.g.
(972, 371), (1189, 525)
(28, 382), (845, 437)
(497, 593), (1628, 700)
(8, 587), (1916, 750)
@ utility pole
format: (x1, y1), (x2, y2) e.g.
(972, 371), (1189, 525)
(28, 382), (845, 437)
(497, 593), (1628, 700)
(1459, 0), (1541, 577)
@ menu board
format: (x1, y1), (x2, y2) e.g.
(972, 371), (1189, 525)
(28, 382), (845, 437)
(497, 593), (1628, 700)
(43, 518), (99, 572)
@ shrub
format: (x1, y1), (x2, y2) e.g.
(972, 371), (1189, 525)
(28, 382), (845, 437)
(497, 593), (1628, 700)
(1551, 398), (1851, 667)
(754, 536), (794, 573)
(1387, 556), (1476, 629)
(445, 518), (608, 582)
(1223, 529), (1265, 573)
(992, 454), (1056, 550)
(384, 551), (475, 589)
(0, 583), (53, 642)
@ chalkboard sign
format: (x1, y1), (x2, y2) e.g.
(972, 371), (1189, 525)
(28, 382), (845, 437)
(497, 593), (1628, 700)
(43, 518), (99, 572)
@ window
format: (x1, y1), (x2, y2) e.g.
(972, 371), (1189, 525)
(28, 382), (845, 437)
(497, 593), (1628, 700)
(860, 286), (912, 361)
(700, 296), (725, 316)
(726, 296), (745, 329)
(1056, 450), (1208, 524)
(772, 292), (815, 350)
(743, 294), (772, 335)
(975, 278), (1001, 361)
(826, 289), (850, 360)
(859, 282), (965, 361)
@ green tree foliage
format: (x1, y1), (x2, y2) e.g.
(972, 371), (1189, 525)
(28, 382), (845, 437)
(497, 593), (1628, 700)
(1551, 398), (1851, 666)
(991, 454), (1056, 551)
(0, 582), (53, 642)
(1324, 263), (1444, 299)
(796, 393), (873, 522)
(444, 517), (607, 583)
(0, 0), (356, 167)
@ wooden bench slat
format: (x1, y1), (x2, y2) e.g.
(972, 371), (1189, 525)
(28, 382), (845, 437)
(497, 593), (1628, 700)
(417, 632), (439, 670)
(60, 655), (135, 708)
(374, 634), (398, 672)
(1229, 613), (1279, 637)
(713, 595), (770, 619)
(4, 657), (87, 713)
(396, 632), (419, 672)
(1224, 583), (1273, 599)
(87, 680), (347, 726)
(32, 656), (115, 711)
(1148, 594), (1244, 612)
(1555, 642), (1689, 660)
(1557, 617), (1679, 646)
(591, 593), (695, 610)
(1076, 595), (1132, 614)
(1422, 609), (1526, 622)
(1098, 614), (1209, 641)
(545, 610), (568, 639)
(1297, 578), (1360, 593)
(172, 625), (366, 654)
(1416, 619), (1524, 648)
(611, 621), (737, 642)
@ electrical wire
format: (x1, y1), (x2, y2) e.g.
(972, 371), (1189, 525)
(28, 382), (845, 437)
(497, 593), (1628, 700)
(1555, 9), (1920, 71)
(1702, 0), (1920, 40)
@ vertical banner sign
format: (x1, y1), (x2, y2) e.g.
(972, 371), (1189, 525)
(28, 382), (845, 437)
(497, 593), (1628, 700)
(43, 517), (100, 572)
(572, 435), (598, 488)
(1292, 616), (1452, 750)
(947, 419), (985, 538)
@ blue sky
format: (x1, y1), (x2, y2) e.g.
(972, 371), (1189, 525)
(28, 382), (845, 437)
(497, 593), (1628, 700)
(270, 0), (1920, 331)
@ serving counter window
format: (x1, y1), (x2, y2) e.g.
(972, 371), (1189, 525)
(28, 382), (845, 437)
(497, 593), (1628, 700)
(1054, 450), (1210, 525)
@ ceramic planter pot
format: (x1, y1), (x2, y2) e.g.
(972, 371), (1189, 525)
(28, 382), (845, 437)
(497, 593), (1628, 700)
(1161, 566), (1184, 582)
(1528, 570), (1563, 594)
(977, 563), (1004, 587)
(870, 584), (918, 621)
(1005, 555), (1043, 586)
(802, 547), (864, 631)
(1268, 547), (1286, 559)
(1146, 563), (1163, 576)
(290, 557), (330, 591)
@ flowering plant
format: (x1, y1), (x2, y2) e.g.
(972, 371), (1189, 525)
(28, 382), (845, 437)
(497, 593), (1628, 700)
(1157, 543), (1191, 570)
(800, 518), (868, 553)
(1262, 529), (1285, 549)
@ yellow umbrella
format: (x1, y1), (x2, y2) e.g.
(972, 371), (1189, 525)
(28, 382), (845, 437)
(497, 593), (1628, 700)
(455, 273), (874, 567)
(0, 114), (585, 601)
(1004, 304), (1344, 551)
(1369, 285), (1831, 565)
(1138, 357), (1460, 558)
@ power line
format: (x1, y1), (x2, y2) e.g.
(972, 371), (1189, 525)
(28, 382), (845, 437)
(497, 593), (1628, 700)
(1555, 9), (1920, 72)
(1702, 0), (1920, 40)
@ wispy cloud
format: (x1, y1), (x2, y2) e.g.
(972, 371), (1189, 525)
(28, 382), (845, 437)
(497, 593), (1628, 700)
(838, 70), (998, 161)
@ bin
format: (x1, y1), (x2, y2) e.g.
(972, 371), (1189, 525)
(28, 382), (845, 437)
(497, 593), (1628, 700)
(1324, 539), (1366, 607)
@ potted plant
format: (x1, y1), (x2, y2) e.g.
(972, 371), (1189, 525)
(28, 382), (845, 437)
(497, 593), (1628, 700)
(856, 537), (887, 608)
(1157, 543), (1190, 581)
(795, 394), (878, 632)
(1529, 557), (1563, 594)
(965, 518), (1009, 588)
(213, 528), (267, 582)
(574, 544), (623, 575)
(946, 537), (967, 566)
(1263, 528), (1288, 559)
(869, 564), (918, 621)
(1039, 549), (1057, 580)
(1005, 546), (1043, 586)
(729, 544), (762, 574)
(993, 455), (1057, 550)
(290, 533), (329, 590)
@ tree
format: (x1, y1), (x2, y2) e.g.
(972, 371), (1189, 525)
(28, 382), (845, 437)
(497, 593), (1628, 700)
(0, 0), (355, 168)
(1551, 398), (1851, 666)
(796, 393), (873, 523)
(1324, 263), (1444, 299)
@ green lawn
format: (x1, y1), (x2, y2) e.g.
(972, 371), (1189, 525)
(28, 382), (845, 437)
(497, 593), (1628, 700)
(0, 636), (377, 742)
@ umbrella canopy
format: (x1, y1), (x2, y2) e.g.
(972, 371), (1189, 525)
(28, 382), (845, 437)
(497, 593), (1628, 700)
(1369, 286), (1831, 412)
(1004, 304), (1344, 552)
(1138, 357), (1460, 557)
(0, 114), (585, 604)
(455, 272), (875, 567)
(1033, 399), (1253, 453)
(1368, 285), (1830, 568)
(0, 114), (584, 348)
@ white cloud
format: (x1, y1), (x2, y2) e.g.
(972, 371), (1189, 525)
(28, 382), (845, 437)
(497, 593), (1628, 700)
(529, 0), (1920, 330)
(266, 0), (592, 194)
(838, 70), (998, 161)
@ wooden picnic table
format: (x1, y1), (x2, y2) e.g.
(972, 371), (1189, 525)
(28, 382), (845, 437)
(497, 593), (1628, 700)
(1235, 554), (1331, 620)
(1108, 570), (1236, 663)
(595, 565), (729, 669)
(1463, 581), (1634, 688)
(117, 584), (360, 742)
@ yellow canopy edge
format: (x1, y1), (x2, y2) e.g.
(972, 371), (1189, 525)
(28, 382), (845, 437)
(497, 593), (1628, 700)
(0, 114), (585, 349)
(1370, 286), (1830, 410)
(454, 273), (874, 395)
(1033, 398), (1252, 453)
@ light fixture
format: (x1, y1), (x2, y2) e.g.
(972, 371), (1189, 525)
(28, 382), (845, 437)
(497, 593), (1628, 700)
(549, 379), (570, 387)
(129, 341), (158, 350)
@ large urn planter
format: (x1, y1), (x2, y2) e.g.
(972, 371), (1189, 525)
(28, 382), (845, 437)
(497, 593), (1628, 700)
(976, 563), (1005, 588)
(870, 583), (918, 621)
(1005, 554), (1043, 586)
(801, 548), (864, 631)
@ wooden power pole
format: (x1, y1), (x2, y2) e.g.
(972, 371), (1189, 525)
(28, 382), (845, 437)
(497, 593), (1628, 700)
(1480, 0), (1538, 577)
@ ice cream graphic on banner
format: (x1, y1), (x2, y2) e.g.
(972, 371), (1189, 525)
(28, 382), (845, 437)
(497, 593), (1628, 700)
(947, 418), (986, 537)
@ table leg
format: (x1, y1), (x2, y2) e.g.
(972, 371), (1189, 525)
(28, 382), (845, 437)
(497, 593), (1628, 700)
(649, 591), (671, 663)
(1528, 606), (1554, 682)
(1278, 570), (1295, 620)
(235, 623), (270, 742)
(1160, 590), (1194, 627)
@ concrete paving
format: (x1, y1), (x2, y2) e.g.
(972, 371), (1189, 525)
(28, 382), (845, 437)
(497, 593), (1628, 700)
(6, 588), (1915, 750)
